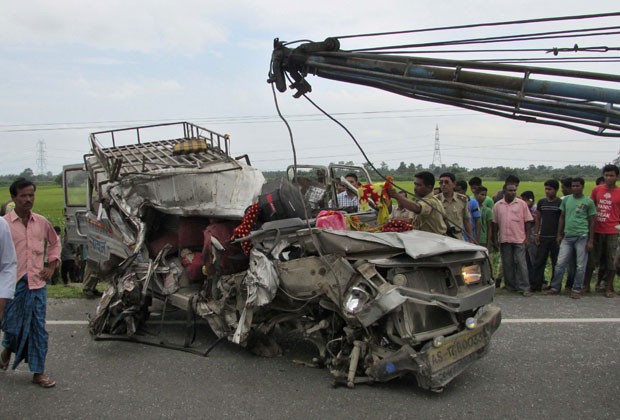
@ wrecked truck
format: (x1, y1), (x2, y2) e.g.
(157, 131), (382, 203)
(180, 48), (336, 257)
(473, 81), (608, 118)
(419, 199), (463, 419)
(63, 121), (500, 392)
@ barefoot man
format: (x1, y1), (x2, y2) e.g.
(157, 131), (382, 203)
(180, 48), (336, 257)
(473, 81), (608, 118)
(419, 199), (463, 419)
(1, 178), (59, 387)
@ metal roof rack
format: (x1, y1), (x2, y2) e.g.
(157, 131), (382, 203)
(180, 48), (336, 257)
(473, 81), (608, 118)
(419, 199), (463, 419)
(89, 122), (236, 179)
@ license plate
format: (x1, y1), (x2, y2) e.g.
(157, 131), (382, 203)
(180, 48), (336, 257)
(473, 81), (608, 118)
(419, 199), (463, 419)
(426, 327), (487, 372)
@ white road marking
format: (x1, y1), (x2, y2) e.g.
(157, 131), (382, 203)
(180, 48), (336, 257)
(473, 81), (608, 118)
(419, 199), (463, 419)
(47, 320), (203, 325)
(502, 318), (620, 323)
(46, 318), (620, 326)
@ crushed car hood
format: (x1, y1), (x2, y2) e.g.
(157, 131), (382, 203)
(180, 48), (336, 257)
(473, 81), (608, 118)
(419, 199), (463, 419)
(296, 228), (488, 260)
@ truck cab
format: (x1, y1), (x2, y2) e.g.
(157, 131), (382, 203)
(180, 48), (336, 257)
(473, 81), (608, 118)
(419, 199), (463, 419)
(62, 163), (88, 246)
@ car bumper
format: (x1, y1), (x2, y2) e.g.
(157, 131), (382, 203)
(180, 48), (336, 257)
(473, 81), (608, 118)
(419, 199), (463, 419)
(365, 304), (502, 390)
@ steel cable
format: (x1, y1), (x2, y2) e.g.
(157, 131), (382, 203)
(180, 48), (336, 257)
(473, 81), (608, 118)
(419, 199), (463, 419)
(349, 27), (620, 52)
(335, 11), (620, 39)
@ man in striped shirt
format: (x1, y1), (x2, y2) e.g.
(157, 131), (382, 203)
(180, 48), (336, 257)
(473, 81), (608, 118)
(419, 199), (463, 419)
(335, 173), (360, 211)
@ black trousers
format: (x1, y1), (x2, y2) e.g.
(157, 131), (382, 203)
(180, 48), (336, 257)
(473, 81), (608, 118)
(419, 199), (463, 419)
(61, 260), (75, 285)
(531, 237), (559, 291)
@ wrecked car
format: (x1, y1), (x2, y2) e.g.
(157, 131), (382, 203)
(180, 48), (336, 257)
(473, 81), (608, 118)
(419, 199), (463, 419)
(64, 121), (500, 392)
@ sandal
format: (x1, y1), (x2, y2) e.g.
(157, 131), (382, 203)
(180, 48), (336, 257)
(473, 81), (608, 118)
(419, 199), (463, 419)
(32, 374), (56, 388)
(605, 291), (615, 298)
(0, 350), (10, 371)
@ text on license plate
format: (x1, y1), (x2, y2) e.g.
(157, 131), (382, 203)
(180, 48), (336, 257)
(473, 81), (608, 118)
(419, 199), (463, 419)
(427, 329), (486, 371)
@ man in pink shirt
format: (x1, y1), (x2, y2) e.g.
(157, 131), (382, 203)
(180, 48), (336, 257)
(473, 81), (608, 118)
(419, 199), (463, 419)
(1, 178), (59, 388)
(492, 183), (534, 296)
(584, 164), (620, 297)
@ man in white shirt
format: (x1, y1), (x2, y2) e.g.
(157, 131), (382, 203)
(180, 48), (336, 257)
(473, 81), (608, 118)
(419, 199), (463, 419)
(335, 173), (360, 211)
(0, 217), (17, 324)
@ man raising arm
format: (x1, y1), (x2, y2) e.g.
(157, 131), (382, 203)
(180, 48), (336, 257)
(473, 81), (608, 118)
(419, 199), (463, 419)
(388, 171), (447, 235)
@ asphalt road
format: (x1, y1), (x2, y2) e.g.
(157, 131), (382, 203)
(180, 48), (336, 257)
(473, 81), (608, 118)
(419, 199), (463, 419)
(0, 295), (619, 420)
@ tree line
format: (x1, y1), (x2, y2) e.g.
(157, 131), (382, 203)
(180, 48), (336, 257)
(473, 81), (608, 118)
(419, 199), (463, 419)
(0, 162), (607, 187)
(262, 161), (605, 182)
(0, 168), (60, 186)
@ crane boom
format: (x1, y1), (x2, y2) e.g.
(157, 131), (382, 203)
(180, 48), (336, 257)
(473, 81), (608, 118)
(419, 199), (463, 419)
(270, 38), (620, 136)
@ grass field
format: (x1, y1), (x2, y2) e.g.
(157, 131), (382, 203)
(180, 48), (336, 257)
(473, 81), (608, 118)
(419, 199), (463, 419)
(0, 184), (65, 228)
(46, 282), (87, 298)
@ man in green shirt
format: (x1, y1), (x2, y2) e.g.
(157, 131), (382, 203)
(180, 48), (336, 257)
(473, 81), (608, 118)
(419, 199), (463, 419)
(475, 186), (493, 248)
(469, 177), (494, 210)
(545, 177), (596, 299)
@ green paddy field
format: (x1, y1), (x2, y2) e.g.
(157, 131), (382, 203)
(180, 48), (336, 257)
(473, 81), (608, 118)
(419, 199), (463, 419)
(0, 183), (64, 228)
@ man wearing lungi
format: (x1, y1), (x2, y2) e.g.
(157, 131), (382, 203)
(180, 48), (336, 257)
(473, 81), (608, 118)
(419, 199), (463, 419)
(1, 178), (59, 388)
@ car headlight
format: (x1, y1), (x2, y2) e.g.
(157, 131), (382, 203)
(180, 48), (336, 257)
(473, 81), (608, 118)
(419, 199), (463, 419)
(465, 317), (477, 329)
(461, 264), (482, 284)
(433, 336), (445, 348)
(343, 286), (371, 315)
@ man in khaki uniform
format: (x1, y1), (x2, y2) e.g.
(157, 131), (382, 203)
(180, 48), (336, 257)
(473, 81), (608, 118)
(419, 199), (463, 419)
(387, 171), (447, 235)
(437, 172), (475, 242)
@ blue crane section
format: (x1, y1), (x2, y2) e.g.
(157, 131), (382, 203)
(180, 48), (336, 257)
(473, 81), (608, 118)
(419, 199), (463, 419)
(270, 38), (620, 137)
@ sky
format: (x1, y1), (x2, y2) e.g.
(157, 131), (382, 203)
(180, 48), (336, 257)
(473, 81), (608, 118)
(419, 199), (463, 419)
(1, 1), (619, 176)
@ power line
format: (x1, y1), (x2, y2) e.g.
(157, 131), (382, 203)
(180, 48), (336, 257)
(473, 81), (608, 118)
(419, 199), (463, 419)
(360, 45), (620, 55)
(472, 57), (620, 64)
(0, 107), (457, 128)
(0, 109), (474, 134)
(335, 12), (620, 40)
(350, 26), (620, 52)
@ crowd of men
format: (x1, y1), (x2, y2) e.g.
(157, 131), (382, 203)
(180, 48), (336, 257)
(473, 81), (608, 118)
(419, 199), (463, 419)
(0, 166), (617, 389)
(388, 164), (620, 298)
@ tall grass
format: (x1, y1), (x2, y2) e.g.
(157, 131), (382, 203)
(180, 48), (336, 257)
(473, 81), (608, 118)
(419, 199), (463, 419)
(0, 184), (65, 228)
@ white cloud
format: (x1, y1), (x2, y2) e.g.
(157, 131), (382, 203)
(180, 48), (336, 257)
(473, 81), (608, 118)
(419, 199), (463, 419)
(74, 57), (131, 65)
(1, 0), (619, 175)
(0, 0), (231, 54)
(75, 77), (182, 99)
(0, 0), (584, 54)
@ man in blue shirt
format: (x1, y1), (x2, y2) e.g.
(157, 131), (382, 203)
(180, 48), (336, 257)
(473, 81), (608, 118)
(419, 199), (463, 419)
(456, 181), (481, 243)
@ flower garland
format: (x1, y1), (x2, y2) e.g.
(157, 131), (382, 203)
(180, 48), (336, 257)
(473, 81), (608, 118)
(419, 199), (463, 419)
(380, 219), (413, 232)
(345, 215), (380, 232)
(358, 176), (395, 226)
(231, 203), (260, 255)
